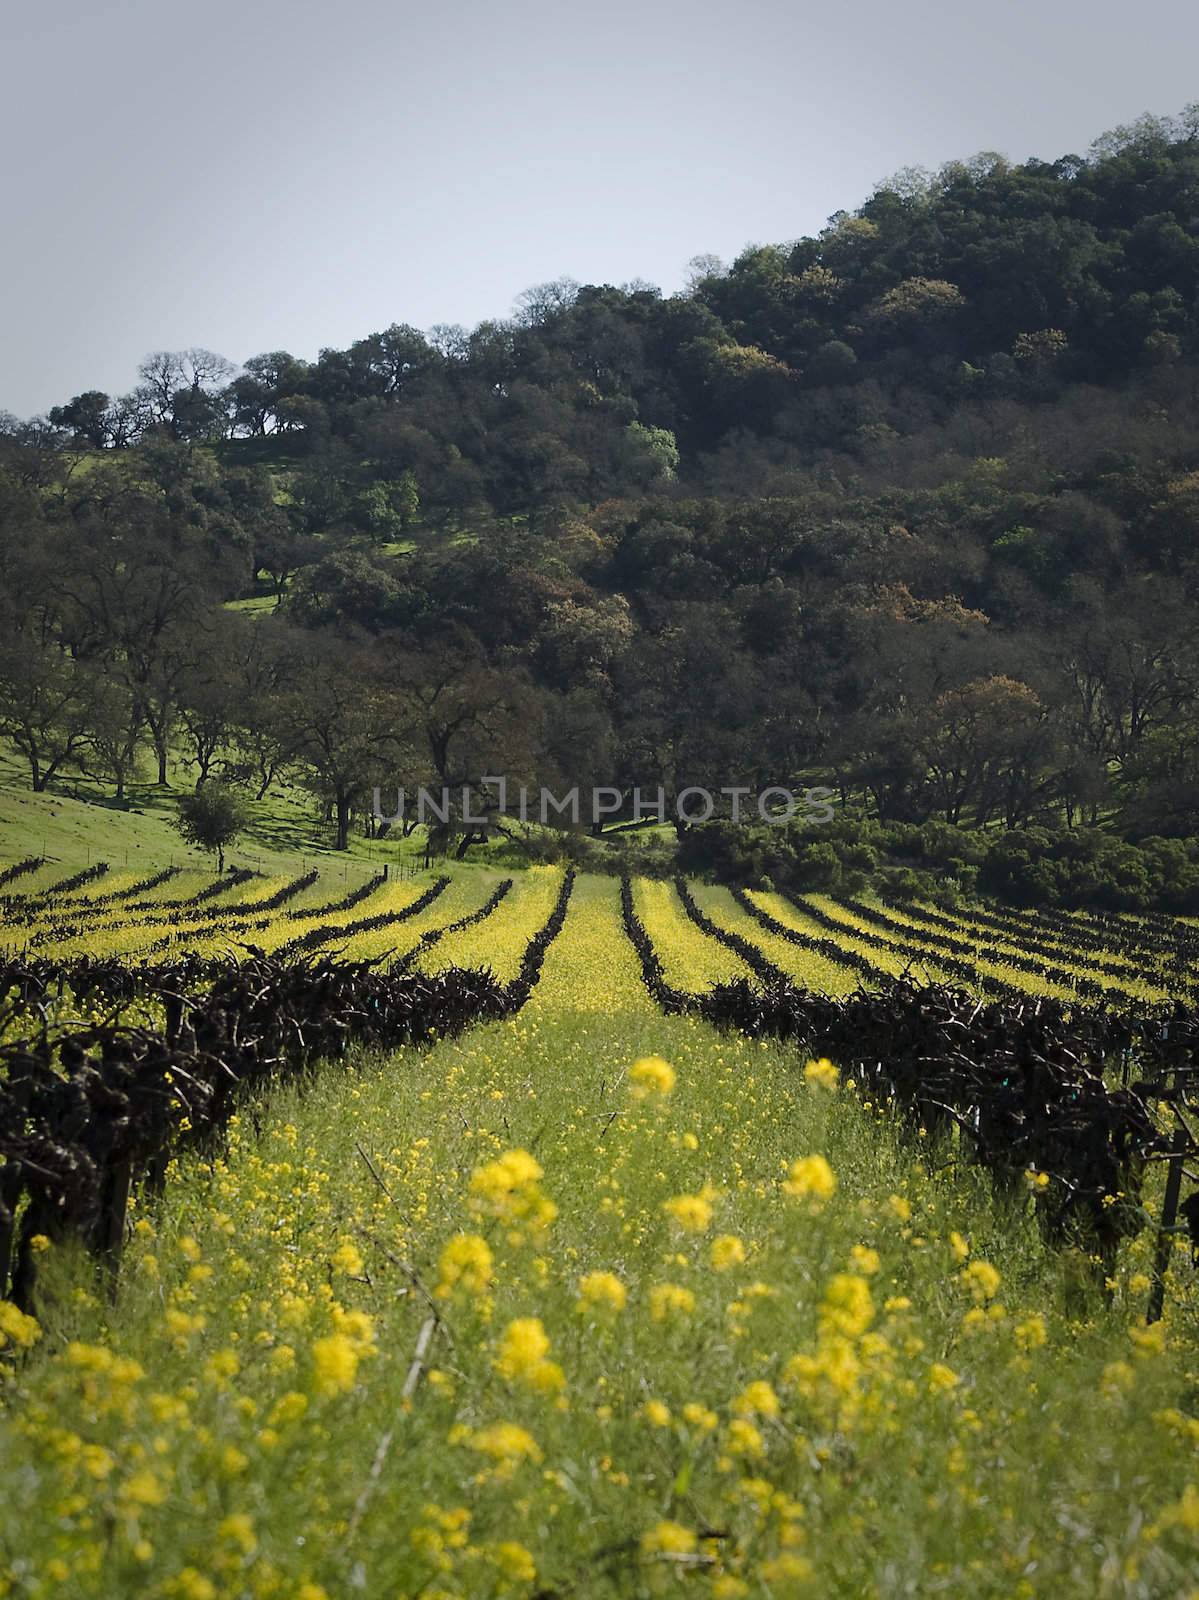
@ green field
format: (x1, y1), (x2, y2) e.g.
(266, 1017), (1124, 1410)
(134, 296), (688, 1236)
(2, 808), (1199, 1598)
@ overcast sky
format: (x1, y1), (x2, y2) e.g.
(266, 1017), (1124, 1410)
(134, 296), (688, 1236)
(3, 0), (1197, 417)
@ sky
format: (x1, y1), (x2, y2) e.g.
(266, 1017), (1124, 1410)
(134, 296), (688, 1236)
(3, 0), (1198, 417)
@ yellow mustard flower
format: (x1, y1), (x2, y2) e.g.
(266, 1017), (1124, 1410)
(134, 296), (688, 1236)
(577, 1271), (627, 1313)
(312, 1334), (359, 1396)
(649, 1283), (696, 1322)
(640, 1520), (697, 1556)
(803, 1057), (839, 1090)
(662, 1193), (714, 1233)
(629, 1056), (676, 1098)
(710, 1235), (746, 1271)
(782, 1155), (836, 1204)
(436, 1233), (493, 1298)
(0, 1302), (42, 1351)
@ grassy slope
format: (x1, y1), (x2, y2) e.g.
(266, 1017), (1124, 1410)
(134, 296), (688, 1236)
(0, 752), (674, 898)
(0, 751), (504, 883)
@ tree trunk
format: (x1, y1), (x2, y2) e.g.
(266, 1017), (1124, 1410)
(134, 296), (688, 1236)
(254, 755), (277, 801)
(335, 791), (351, 851)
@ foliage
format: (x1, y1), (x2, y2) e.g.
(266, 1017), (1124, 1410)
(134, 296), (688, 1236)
(978, 827), (1199, 912)
(678, 815), (1199, 913)
(174, 783), (250, 872)
(7, 109), (1199, 896)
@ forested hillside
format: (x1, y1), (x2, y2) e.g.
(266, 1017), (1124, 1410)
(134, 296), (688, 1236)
(4, 108), (1199, 906)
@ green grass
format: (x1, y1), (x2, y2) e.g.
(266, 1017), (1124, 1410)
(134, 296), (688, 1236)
(2, 1009), (1196, 1596)
(225, 593), (280, 617)
(0, 744), (687, 892)
(0, 748), (510, 883)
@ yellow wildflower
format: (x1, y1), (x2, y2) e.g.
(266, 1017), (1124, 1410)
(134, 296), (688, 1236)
(468, 1422), (543, 1465)
(761, 1554), (814, 1584)
(269, 1391), (309, 1426)
(783, 1154), (836, 1203)
(1130, 1321), (1167, 1358)
(1147, 1484), (1199, 1539)
(960, 1260), (1001, 1304)
(0, 1301), (41, 1351)
(820, 1274), (875, 1340)
(1014, 1315), (1048, 1351)
(629, 1056), (676, 1098)
(662, 1193), (713, 1234)
(849, 1244), (881, 1276)
(168, 1570), (215, 1600)
(726, 1418), (765, 1457)
(494, 1318), (565, 1394)
(732, 1380), (780, 1419)
(436, 1232), (493, 1298)
(82, 1445), (115, 1480)
(331, 1239), (364, 1275)
(121, 1470), (168, 1506)
(469, 1149), (557, 1233)
(640, 1520), (697, 1555)
(491, 1541), (536, 1583)
(710, 1235), (746, 1271)
(217, 1514), (256, 1555)
(804, 1057), (839, 1090)
(649, 1283), (696, 1322)
(577, 1271), (627, 1313)
(1102, 1360), (1136, 1397)
(713, 1578), (750, 1598)
(312, 1333), (359, 1396)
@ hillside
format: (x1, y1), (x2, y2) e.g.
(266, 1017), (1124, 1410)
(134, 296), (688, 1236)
(3, 108), (1199, 905)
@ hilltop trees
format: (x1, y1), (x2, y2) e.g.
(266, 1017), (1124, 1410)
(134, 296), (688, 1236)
(47, 391), (114, 449)
(21, 109), (1199, 533)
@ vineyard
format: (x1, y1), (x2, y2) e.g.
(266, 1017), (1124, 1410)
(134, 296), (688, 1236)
(2, 859), (1199, 1596)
